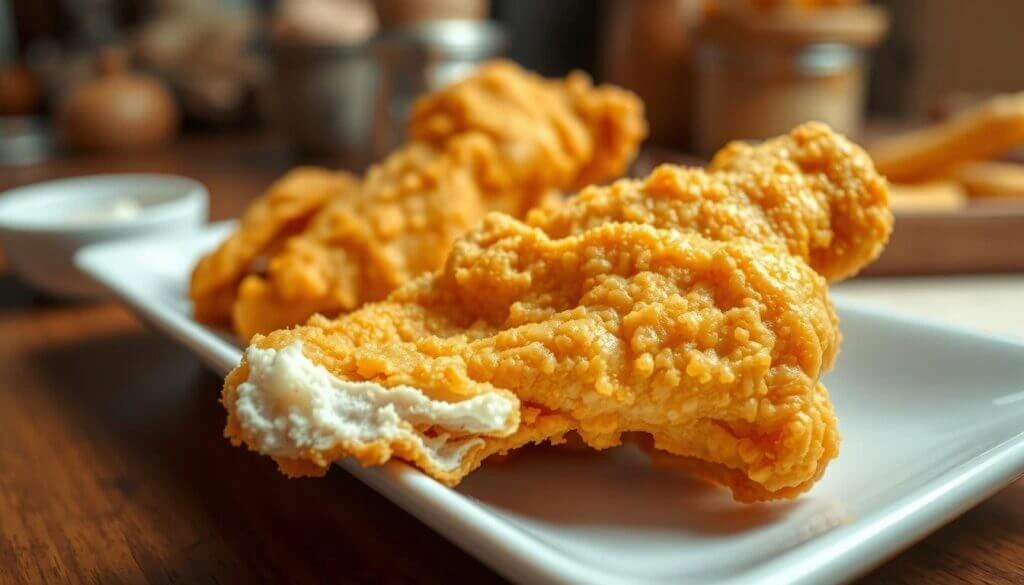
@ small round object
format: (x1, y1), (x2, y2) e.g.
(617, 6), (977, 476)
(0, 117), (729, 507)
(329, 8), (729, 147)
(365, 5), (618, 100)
(0, 64), (41, 115)
(0, 174), (207, 299)
(57, 50), (179, 152)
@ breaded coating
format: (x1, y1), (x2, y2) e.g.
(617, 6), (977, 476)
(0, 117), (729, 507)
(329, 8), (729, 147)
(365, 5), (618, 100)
(231, 144), (487, 340)
(409, 61), (647, 216)
(189, 168), (356, 324)
(194, 61), (647, 338)
(224, 290), (575, 484)
(224, 215), (840, 501)
(529, 122), (892, 282)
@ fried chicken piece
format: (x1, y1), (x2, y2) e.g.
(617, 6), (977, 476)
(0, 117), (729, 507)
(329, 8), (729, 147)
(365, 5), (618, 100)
(529, 122), (892, 282)
(409, 61), (647, 216)
(232, 276), (340, 342)
(224, 289), (577, 483)
(228, 62), (646, 338)
(228, 143), (487, 341)
(224, 214), (840, 501)
(189, 167), (356, 324)
(222, 124), (893, 500)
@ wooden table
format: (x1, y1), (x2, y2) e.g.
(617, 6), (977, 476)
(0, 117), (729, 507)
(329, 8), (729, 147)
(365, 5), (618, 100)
(1, 135), (1021, 585)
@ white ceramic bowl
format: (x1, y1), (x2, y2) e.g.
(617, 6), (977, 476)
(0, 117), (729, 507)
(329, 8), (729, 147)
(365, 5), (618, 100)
(0, 174), (208, 299)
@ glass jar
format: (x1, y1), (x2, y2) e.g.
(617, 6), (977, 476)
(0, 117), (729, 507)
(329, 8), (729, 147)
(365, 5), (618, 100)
(693, 6), (889, 156)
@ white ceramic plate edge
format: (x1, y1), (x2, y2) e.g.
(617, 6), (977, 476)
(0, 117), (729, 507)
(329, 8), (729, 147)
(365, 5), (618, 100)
(74, 221), (240, 373)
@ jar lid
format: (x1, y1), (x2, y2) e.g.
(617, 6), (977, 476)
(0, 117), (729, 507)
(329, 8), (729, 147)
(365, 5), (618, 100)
(697, 5), (890, 48)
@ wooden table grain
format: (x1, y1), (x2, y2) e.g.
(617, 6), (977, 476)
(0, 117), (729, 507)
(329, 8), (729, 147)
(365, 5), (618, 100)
(1, 135), (1021, 585)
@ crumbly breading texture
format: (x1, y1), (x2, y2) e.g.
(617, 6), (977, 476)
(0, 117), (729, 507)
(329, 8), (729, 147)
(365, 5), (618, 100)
(189, 167), (356, 324)
(221, 123), (895, 501)
(196, 61), (646, 338)
(225, 216), (841, 501)
(231, 144), (487, 340)
(409, 62), (647, 216)
(529, 122), (892, 282)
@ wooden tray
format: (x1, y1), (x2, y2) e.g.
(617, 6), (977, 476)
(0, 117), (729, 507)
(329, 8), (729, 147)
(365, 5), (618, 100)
(634, 148), (1024, 276)
(864, 201), (1024, 275)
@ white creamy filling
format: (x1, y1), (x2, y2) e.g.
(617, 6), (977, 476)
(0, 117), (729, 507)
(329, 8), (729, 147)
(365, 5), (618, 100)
(233, 342), (517, 471)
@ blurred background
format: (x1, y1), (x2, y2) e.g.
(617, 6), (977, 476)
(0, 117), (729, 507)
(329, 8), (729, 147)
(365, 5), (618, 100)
(2, 0), (1024, 274)
(4, 0), (1023, 145)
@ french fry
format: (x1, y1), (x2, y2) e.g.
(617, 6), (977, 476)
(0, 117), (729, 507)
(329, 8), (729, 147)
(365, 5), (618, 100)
(950, 160), (1024, 198)
(889, 180), (967, 213)
(870, 93), (1024, 182)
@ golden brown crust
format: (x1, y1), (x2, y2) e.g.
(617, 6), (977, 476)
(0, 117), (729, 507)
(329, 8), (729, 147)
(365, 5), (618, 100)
(225, 215), (840, 500)
(195, 61), (646, 338)
(644, 382), (838, 503)
(231, 144), (487, 340)
(529, 122), (892, 282)
(221, 124), (896, 500)
(408, 61), (647, 216)
(223, 303), (530, 485)
(189, 167), (356, 323)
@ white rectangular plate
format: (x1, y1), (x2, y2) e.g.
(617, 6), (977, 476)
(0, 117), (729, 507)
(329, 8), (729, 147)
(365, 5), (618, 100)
(76, 223), (1024, 585)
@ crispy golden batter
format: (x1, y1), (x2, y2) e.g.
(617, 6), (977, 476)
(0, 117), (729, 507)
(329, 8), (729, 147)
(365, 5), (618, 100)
(224, 215), (841, 501)
(409, 61), (647, 216)
(528, 123), (891, 282)
(231, 144), (487, 340)
(221, 124), (895, 500)
(224, 280), (576, 484)
(189, 168), (356, 324)
(196, 61), (646, 338)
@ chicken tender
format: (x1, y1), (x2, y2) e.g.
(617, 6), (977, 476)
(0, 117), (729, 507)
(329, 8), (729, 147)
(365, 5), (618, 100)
(230, 144), (487, 340)
(195, 61), (647, 338)
(530, 122), (892, 282)
(224, 215), (840, 501)
(409, 61), (648, 216)
(189, 168), (356, 324)
(221, 124), (893, 501)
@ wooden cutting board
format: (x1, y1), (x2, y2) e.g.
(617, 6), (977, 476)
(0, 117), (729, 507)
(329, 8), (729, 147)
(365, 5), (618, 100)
(635, 147), (1024, 276)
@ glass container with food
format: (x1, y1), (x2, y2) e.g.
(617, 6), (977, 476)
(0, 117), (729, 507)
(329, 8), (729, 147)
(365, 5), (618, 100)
(693, 5), (888, 155)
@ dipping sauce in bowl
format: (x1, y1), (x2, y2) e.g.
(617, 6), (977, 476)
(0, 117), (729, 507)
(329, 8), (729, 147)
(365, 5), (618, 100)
(65, 197), (144, 224)
(0, 174), (208, 299)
